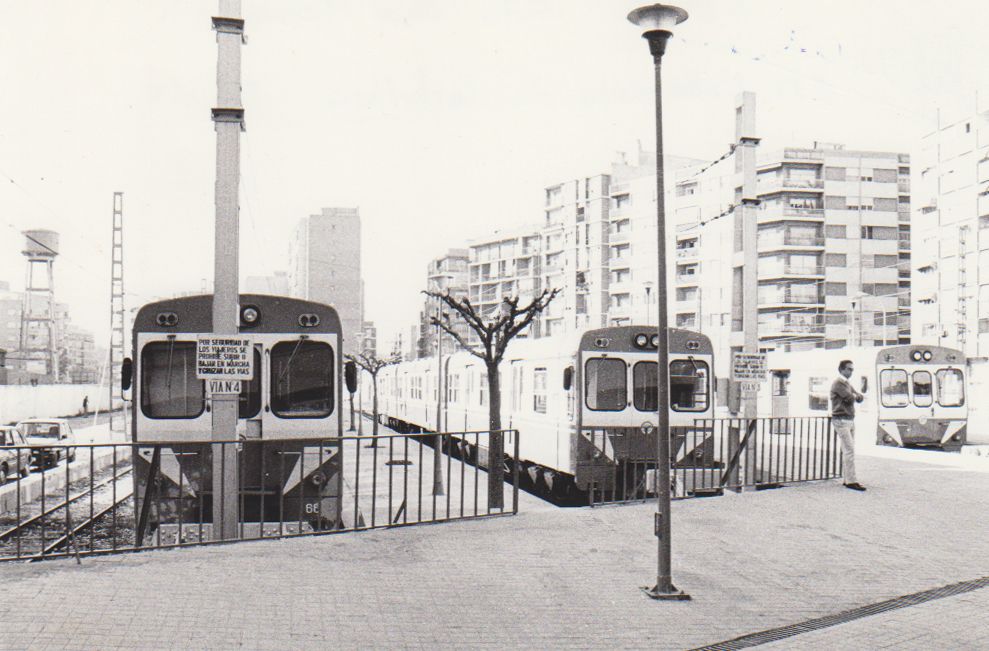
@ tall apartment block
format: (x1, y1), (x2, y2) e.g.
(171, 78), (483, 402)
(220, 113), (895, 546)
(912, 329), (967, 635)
(912, 94), (989, 357)
(672, 142), (912, 352)
(467, 227), (544, 336)
(288, 207), (362, 355)
(418, 249), (470, 358)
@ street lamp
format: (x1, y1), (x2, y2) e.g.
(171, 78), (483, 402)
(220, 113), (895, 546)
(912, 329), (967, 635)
(628, 2), (690, 601)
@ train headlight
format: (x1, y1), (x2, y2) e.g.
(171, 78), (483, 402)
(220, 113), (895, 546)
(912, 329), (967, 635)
(299, 313), (320, 328)
(911, 351), (922, 361)
(634, 333), (649, 348)
(156, 312), (178, 327)
(240, 305), (260, 326)
(922, 350), (933, 361)
(650, 334), (660, 348)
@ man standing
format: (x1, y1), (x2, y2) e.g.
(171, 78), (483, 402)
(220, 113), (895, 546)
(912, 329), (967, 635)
(831, 360), (865, 491)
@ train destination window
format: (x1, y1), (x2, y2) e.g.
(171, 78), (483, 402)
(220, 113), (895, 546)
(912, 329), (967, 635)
(935, 369), (965, 407)
(633, 361), (658, 412)
(585, 358), (627, 411)
(670, 359), (709, 412)
(270, 340), (334, 418)
(879, 369), (909, 407)
(141, 341), (204, 419)
(239, 348), (262, 419)
(911, 370), (933, 407)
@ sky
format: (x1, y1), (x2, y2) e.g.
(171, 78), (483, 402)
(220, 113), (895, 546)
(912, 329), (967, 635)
(0, 0), (987, 351)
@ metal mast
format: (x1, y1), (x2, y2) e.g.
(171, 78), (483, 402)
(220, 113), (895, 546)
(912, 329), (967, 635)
(109, 192), (126, 435)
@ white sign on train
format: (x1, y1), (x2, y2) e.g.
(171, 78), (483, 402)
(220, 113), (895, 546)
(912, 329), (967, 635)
(196, 335), (254, 380)
(206, 379), (243, 395)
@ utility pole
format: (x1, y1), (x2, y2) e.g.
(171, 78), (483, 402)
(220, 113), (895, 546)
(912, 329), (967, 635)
(729, 92), (760, 486)
(433, 307), (445, 497)
(211, 0), (245, 541)
(109, 192), (125, 438)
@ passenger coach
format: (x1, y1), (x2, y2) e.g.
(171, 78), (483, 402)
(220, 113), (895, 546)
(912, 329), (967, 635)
(126, 294), (356, 539)
(375, 326), (715, 498)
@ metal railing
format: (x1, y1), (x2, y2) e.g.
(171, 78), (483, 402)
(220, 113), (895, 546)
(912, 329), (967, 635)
(0, 429), (519, 562)
(583, 417), (837, 506)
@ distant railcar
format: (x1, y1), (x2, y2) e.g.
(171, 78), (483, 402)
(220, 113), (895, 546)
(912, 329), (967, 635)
(127, 294), (354, 539)
(374, 326), (715, 498)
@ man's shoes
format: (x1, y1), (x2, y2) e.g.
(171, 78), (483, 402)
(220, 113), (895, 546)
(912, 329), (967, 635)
(843, 482), (866, 491)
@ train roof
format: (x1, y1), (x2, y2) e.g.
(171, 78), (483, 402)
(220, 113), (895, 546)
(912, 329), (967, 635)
(133, 294), (342, 334)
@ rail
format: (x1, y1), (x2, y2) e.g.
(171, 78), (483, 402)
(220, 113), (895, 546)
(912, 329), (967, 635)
(0, 430), (519, 562)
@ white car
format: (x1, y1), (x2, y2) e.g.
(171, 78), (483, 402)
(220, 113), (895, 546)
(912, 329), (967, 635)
(0, 425), (32, 484)
(17, 418), (77, 468)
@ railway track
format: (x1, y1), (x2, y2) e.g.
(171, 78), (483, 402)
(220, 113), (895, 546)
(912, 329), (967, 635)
(0, 466), (134, 561)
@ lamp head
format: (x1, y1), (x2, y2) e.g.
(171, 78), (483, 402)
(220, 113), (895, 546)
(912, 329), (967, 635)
(627, 4), (688, 58)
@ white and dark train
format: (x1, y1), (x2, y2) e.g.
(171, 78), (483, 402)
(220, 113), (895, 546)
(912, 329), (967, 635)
(124, 294), (358, 538)
(762, 344), (968, 451)
(373, 326), (716, 498)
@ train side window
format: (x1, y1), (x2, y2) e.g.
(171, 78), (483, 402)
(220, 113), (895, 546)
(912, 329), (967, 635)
(533, 368), (548, 414)
(270, 340), (334, 418)
(633, 361), (658, 412)
(140, 342), (204, 419)
(584, 358), (626, 411)
(239, 348), (262, 418)
(911, 371), (933, 407)
(670, 359), (709, 412)
(935, 369), (965, 407)
(879, 369), (909, 407)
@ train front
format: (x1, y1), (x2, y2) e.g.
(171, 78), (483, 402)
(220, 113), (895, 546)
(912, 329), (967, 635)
(128, 294), (346, 544)
(574, 326), (714, 498)
(875, 345), (967, 450)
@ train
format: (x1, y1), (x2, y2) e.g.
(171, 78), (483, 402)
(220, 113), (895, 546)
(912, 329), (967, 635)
(762, 344), (968, 451)
(124, 294), (357, 540)
(373, 325), (716, 499)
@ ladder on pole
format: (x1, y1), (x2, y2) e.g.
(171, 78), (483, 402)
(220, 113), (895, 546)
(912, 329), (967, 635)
(109, 192), (126, 436)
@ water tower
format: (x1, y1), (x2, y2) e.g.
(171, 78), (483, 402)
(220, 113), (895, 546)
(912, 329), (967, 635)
(20, 230), (60, 382)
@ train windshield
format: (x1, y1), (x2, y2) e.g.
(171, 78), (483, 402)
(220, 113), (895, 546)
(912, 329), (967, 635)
(140, 341), (204, 419)
(912, 371), (933, 407)
(670, 359), (709, 412)
(879, 369), (909, 407)
(633, 362), (658, 412)
(936, 369), (965, 407)
(270, 339), (334, 418)
(584, 358), (627, 411)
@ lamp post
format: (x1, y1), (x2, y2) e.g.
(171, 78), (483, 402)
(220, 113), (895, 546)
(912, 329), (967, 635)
(628, 2), (690, 601)
(434, 307), (448, 497)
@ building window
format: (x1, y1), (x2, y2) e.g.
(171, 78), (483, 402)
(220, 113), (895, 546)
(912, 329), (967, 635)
(825, 282), (847, 296)
(675, 313), (696, 328)
(825, 253), (847, 267)
(861, 226), (898, 240)
(614, 194), (630, 209)
(825, 225), (846, 239)
(824, 195), (847, 210)
(824, 167), (846, 181)
(874, 197), (898, 212)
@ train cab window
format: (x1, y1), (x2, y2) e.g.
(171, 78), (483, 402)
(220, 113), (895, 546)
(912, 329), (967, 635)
(585, 358), (627, 411)
(669, 359), (709, 412)
(911, 371), (933, 407)
(140, 341), (204, 419)
(270, 340), (334, 418)
(239, 348), (262, 418)
(935, 369), (965, 407)
(879, 369), (909, 407)
(633, 362), (658, 412)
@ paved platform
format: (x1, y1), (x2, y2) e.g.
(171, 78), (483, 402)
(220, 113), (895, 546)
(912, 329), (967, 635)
(0, 442), (986, 650)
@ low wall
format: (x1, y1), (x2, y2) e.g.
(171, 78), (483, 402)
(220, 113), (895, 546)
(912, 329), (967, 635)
(0, 384), (123, 424)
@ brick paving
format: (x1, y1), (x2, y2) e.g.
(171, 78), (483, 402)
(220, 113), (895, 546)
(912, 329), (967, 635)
(0, 446), (987, 650)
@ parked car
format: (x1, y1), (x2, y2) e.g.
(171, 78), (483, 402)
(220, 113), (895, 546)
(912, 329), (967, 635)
(17, 418), (77, 468)
(0, 425), (32, 484)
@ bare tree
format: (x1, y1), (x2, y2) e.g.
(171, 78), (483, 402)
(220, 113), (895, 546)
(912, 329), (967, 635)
(346, 351), (400, 447)
(423, 288), (560, 508)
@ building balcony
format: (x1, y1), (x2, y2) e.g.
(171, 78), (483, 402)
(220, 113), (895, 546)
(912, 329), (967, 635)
(759, 292), (824, 307)
(758, 206), (825, 224)
(675, 247), (698, 260)
(609, 256), (632, 269)
(609, 281), (633, 294)
(759, 264), (826, 280)
(760, 321), (826, 336)
(760, 177), (824, 194)
(759, 235), (826, 251)
(782, 149), (824, 162)
(675, 273), (699, 285)
(608, 230), (631, 244)
(609, 182), (630, 196)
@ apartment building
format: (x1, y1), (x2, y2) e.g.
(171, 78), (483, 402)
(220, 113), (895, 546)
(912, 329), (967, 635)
(467, 227), (544, 337)
(418, 249), (470, 358)
(672, 142), (912, 353)
(288, 207), (363, 355)
(912, 94), (989, 357)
